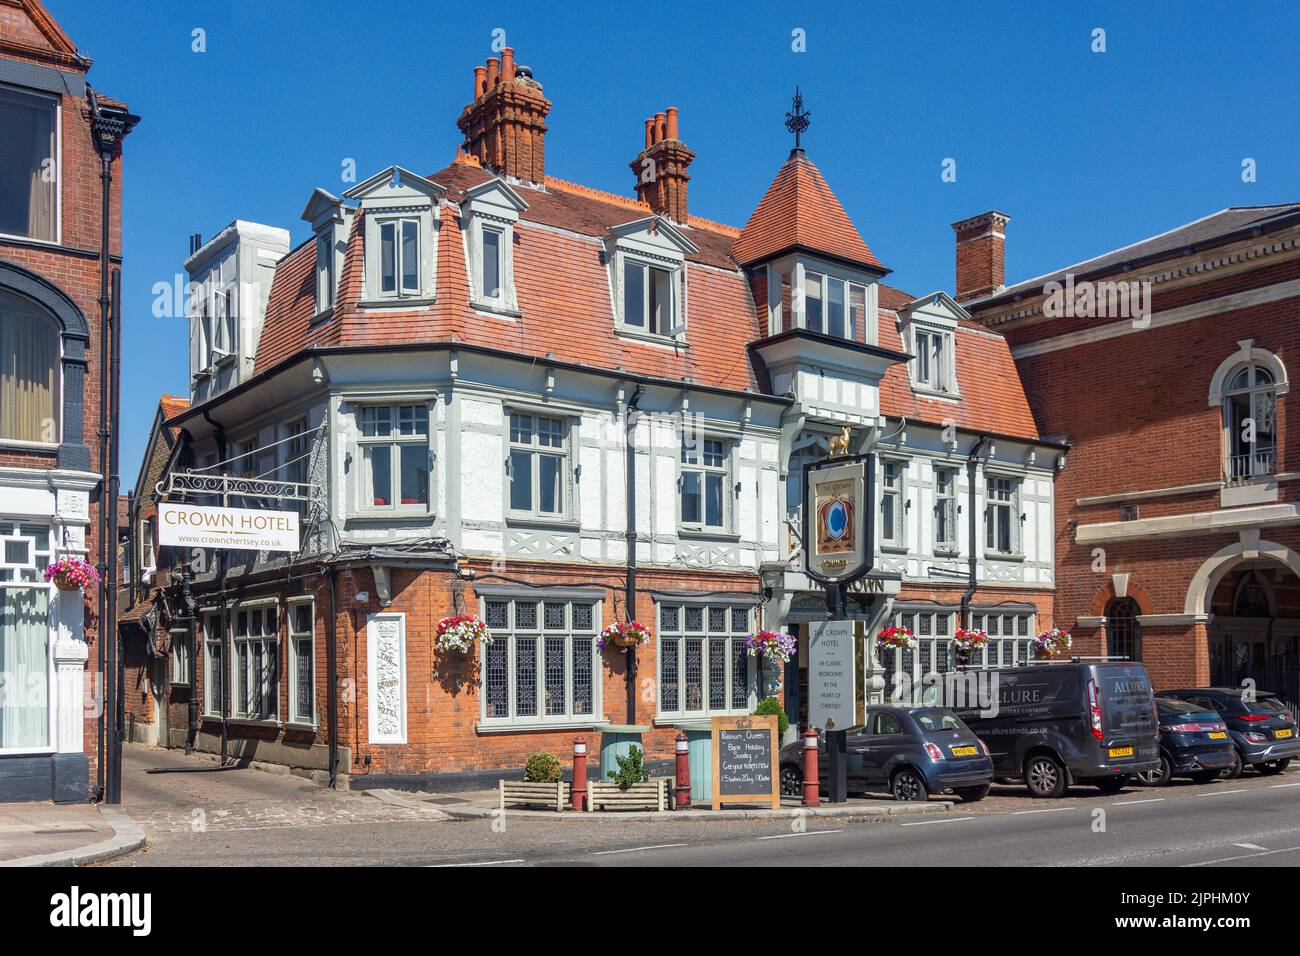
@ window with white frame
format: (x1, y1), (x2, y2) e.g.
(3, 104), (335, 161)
(0, 84), (58, 242)
(170, 628), (191, 686)
(480, 226), (503, 301)
(283, 417), (310, 519)
(912, 324), (954, 393)
(138, 517), (155, 573)
(213, 287), (234, 359)
(620, 258), (679, 337)
(798, 271), (871, 341)
(316, 234), (335, 312)
(1223, 362), (1278, 481)
(984, 475), (1020, 556)
(232, 605), (278, 721)
(0, 520), (52, 583)
(880, 458), (906, 548)
(657, 603), (753, 718)
(679, 435), (731, 532)
(357, 404), (429, 512)
(376, 217), (422, 299)
(480, 597), (598, 724)
(0, 521), (52, 750)
(287, 600), (315, 725)
(202, 613), (223, 718)
(934, 467), (958, 552)
(507, 412), (569, 519)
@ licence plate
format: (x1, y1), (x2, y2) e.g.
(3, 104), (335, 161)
(951, 746), (977, 757)
(1276, 728), (1293, 739)
(1108, 746), (1134, 758)
(1208, 731), (1227, 740)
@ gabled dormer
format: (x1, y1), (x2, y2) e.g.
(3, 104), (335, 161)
(300, 187), (353, 320)
(343, 166), (446, 306)
(897, 291), (965, 398)
(605, 215), (698, 344)
(461, 176), (528, 315)
(734, 149), (888, 345)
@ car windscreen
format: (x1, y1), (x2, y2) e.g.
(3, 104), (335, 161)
(1097, 665), (1156, 732)
(910, 709), (964, 733)
(1156, 697), (1199, 715)
(1251, 696), (1290, 714)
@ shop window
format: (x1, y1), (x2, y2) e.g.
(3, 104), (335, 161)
(657, 603), (753, 718)
(480, 597), (598, 725)
(0, 570), (49, 749)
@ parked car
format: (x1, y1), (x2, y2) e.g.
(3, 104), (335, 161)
(778, 706), (994, 802)
(950, 662), (1160, 798)
(1158, 687), (1300, 778)
(1136, 697), (1237, 786)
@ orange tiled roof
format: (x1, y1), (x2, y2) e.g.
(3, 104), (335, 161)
(733, 152), (885, 271)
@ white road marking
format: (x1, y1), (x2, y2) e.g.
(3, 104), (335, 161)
(592, 843), (687, 855)
(1233, 843), (1268, 851)
(430, 859), (525, 867)
(900, 816), (974, 826)
(1196, 788), (1248, 796)
(1113, 798), (1165, 806)
(1010, 806), (1076, 815)
(1270, 782), (1300, 788)
(758, 828), (843, 840)
(1186, 845), (1300, 867)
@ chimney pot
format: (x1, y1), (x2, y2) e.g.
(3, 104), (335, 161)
(632, 107), (695, 223)
(473, 65), (487, 98)
(458, 49), (552, 183)
(655, 111), (667, 143)
(644, 118), (654, 148)
(501, 47), (515, 82)
(486, 57), (500, 88)
(665, 107), (679, 141)
(951, 211), (1011, 303)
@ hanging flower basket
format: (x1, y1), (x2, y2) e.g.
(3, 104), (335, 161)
(744, 630), (796, 666)
(1031, 627), (1072, 660)
(43, 556), (100, 592)
(876, 625), (916, 652)
(953, 628), (988, 655)
(435, 615), (493, 654)
(598, 621), (651, 652)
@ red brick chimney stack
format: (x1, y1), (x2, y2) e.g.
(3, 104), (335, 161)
(457, 48), (552, 184)
(631, 105), (695, 223)
(951, 211), (1011, 303)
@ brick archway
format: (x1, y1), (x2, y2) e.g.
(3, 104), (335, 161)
(1088, 579), (1155, 618)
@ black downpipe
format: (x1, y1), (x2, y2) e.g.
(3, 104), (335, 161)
(624, 384), (644, 725)
(960, 435), (991, 630)
(203, 411), (229, 763)
(325, 565), (340, 789)
(108, 268), (123, 799)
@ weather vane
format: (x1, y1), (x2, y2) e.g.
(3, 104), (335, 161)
(785, 86), (811, 152)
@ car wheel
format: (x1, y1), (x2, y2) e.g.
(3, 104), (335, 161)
(1221, 749), (1244, 779)
(1189, 769), (1221, 785)
(1257, 758), (1290, 776)
(1024, 754), (1068, 798)
(1136, 756), (1171, 787)
(954, 784), (990, 803)
(1095, 774), (1131, 793)
(779, 764), (803, 797)
(891, 768), (929, 802)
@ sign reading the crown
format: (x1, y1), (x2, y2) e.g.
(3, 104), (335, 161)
(803, 455), (874, 585)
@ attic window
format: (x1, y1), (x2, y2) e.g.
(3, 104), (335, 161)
(462, 178), (525, 314)
(623, 260), (676, 335)
(379, 219), (421, 296)
(316, 234), (335, 310)
(794, 270), (871, 341)
(911, 323), (956, 395)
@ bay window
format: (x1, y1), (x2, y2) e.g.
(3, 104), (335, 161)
(0, 84), (58, 242)
(358, 404), (429, 512)
(480, 597), (598, 725)
(657, 603), (753, 718)
(508, 412), (569, 519)
(796, 270), (872, 341)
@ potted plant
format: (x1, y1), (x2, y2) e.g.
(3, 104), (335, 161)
(953, 628), (988, 665)
(43, 556), (100, 592)
(1032, 626), (1072, 660)
(498, 751), (570, 811)
(435, 615), (493, 654)
(744, 629), (796, 666)
(876, 625), (916, 652)
(587, 744), (670, 811)
(598, 620), (651, 652)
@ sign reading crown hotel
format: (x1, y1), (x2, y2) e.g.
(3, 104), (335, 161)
(802, 455), (874, 584)
(158, 502), (300, 553)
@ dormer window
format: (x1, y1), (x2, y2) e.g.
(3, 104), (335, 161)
(900, 292), (967, 398)
(914, 325), (948, 391)
(608, 217), (697, 343)
(771, 263), (876, 343)
(343, 167), (445, 307)
(316, 234), (335, 310)
(301, 187), (350, 318)
(463, 177), (526, 314)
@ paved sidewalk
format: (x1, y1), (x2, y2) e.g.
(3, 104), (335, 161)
(0, 801), (146, 867)
(368, 785), (949, 822)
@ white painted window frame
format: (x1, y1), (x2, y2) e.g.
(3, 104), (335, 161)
(504, 408), (575, 523)
(353, 402), (433, 517)
(286, 596), (316, 726)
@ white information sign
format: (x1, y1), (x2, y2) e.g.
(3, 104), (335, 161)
(158, 502), (299, 553)
(809, 619), (857, 731)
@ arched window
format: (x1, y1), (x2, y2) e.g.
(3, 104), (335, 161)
(0, 288), (59, 444)
(1105, 598), (1141, 661)
(1223, 362), (1278, 481)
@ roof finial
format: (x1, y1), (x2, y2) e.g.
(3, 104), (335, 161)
(784, 86), (811, 155)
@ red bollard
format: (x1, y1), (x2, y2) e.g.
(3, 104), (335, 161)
(674, 732), (691, 809)
(572, 737), (588, 811)
(802, 727), (820, 808)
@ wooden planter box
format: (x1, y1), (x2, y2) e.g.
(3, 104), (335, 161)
(498, 779), (571, 811)
(587, 776), (670, 812)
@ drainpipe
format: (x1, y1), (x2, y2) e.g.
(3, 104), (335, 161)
(87, 87), (138, 805)
(624, 383), (644, 725)
(203, 410), (229, 763)
(960, 435), (991, 631)
(325, 564), (340, 789)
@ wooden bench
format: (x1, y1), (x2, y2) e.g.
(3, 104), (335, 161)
(498, 779), (571, 811)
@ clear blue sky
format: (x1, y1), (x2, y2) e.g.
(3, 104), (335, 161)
(45, 0), (1299, 477)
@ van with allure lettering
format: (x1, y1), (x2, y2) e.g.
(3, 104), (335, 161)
(949, 662), (1160, 798)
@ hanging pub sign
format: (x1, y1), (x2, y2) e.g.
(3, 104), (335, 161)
(802, 454), (874, 585)
(158, 502), (299, 553)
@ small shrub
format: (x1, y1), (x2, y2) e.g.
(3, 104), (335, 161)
(607, 745), (650, 789)
(753, 696), (790, 736)
(523, 751), (563, 783)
